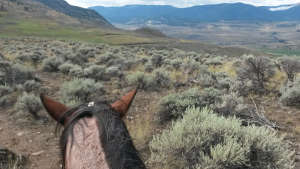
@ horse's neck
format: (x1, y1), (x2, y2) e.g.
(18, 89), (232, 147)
(65, 117), (110, 169)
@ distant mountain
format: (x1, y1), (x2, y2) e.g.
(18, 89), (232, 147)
(34, 0), (112, 27)
(90, 3), (300, 26)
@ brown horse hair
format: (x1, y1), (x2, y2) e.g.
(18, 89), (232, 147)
(58, 101), (146, 169)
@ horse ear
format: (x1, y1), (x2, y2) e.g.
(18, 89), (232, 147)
(111, 88), (138, 118)
(40, 94), (68, 123)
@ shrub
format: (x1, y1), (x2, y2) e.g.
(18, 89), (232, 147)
(0, 95), (15, 108)
(149, 107), (295, 169)
(69, 66), (84, 78)
(144, 62), (154, 72)
(126, 72), (153, 90)
(78, 47), (95, 58)
(0, 85), (13, 97)
(60, 78), (105, 106)
(0, 62), (35, 85)
(15, 93), (43, 119)
(96, 52), (117, 65)
(158, 88), (223, 123)
(280, 77), (300, 107)
(105, 66), (122, 78)
(0, 52), (4, 60)
(42, 57), (64, 72)
(196, 72), (232, 90)
(170, 58), (182, 69)
(23, 80), (41, 93)
(151, 54), (164, 68)
(11, 63), (35, 84)
(59, 63), (81, 75)
(16, 51), (45, 65)
(203, 56), (223, 65)
(83, 65), (106, 81)
(278, 56), (300, 82)
(63, 53), (88, 65)
(214, 92), (269, 126)
(151, 68), (172, 89)
(237, 55), (275, 95)
(0, 147), (27, 169)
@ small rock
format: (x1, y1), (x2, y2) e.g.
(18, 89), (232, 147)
(17, 132), (24, 137)
(31, 150), (44, 156)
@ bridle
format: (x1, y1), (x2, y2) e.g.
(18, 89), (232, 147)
(59, 102), (96, 127)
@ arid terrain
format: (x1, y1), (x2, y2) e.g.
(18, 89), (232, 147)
(0, 37), (300, 169)
(1, 0), (300, 169)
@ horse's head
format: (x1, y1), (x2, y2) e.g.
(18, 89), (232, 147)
(40, 89), (146, 169)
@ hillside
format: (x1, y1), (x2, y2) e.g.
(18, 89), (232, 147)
(0, 0), (167, 45)
(34, 0), (111, 27)
(90, 3), (300, 26)
(0, 0), (111, 27)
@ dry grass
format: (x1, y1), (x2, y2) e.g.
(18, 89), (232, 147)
(268, 69), (287, 91)
(208, 61), (237, 77)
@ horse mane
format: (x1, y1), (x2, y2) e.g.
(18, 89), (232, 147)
(59, 101), (146, 169)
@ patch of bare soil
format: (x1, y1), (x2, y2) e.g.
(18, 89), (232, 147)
(262, 97), (300, 168)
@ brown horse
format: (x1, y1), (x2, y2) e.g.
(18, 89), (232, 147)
(40, 89), (146, 169)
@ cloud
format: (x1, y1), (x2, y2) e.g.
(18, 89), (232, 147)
(65, 0), (300, 8)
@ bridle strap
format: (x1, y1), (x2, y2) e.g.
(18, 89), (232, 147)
(61, 103), (95, 126)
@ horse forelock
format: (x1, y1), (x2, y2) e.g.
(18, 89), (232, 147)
(59, 102), (146, 169)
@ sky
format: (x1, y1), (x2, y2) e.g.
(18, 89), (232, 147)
(65, 0), (300, 8)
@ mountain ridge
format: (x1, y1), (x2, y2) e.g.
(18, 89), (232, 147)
(34, 0), (112, 27)
(90, 3), (300, 26)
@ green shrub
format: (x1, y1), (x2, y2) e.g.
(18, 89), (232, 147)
(170, 58), (182, 69)
(145, 62), (154, 72)
(149, 107), (295, 169)
(60, 78), (105, 106)
(152, 68), (172, 89)
(213, 92), (271, 126)
(197, 72), (232, 90)
(0, 62), (35, 85)
(158, 88), (223, 123)
(96, 52), (117, 65)
(0, 85), (13, 97)
(127, 71), (153, 90)
(63, 53), (89, 65)
(106, 66), (122, 78)
(0, 95), (14, 108)
(203, 56), (223, 65)
(59, 63), (81, 75)
(16, 52), (45, 65)
(23, 80), (41, 93)
(278, 56), (300, 82)
(42, 57), (64, 72)
(83, 65), (106, 81)
(151, 54), (164, 67)
(69, 66), (84, 78)
(15, 93), (42, 119)
(280, 78), (300, 107)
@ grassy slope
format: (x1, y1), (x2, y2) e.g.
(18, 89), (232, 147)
(260, 48), (300, 56)
(0, 11), (162, 45)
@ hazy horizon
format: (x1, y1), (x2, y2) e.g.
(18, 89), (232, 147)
(65, 0), (300, 8)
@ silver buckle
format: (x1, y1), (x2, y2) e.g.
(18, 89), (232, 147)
(88, 102), (95, 107)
